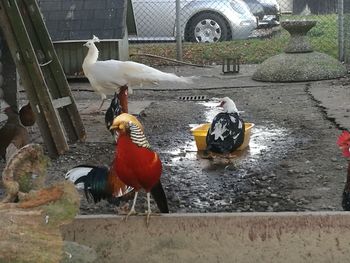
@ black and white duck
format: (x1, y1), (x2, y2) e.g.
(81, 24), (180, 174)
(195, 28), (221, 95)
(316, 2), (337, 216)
(206, 97), (245, 153)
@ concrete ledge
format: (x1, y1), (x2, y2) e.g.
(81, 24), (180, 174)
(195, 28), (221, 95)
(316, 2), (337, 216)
(61, 212), (350, 263)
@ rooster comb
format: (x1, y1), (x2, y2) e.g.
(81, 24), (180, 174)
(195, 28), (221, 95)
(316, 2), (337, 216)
(337, 131), (350, 158)
(337, 130), (350, 146)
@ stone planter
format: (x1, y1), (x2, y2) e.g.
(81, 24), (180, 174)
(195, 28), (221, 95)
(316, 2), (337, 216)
(253, 20), (347, 82)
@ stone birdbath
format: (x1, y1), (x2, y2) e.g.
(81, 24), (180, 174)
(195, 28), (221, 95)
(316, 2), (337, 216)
(282, 20), (317, 53)
(252, 20), (347, 82)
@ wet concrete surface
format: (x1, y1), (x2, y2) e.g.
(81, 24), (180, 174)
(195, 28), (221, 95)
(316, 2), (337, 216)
(1, 65), (349, 215)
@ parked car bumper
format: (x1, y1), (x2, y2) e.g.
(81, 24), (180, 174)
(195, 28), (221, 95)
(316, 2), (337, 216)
(244, 0), (280, 28)
(229, 19), (257, 39)
(257, 14), (280, 28)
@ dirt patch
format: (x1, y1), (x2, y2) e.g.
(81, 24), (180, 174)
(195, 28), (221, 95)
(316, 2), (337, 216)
(1, 77), (348, 215)
(128, 83), (346, 214)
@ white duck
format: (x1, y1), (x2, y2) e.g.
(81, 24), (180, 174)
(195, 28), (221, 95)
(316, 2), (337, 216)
(82, 35), (191, 112)
(206, 97), (245, 153)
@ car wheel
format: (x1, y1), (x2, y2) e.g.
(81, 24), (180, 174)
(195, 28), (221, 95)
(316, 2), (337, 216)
(186, 12), (230, 43)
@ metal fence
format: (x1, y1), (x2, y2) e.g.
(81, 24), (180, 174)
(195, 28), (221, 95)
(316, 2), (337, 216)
(343, 0), (350, 63)
(129, 0), (343, 65)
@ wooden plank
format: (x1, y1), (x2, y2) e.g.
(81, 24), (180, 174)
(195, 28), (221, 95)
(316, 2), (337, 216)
(0, 0), (68, 156)
(52, 96), (72, 109)
(22, 0), (86, 142)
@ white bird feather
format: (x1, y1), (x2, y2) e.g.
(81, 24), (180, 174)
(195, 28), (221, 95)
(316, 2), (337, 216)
(82, 35), (192, 106)
(220, 97), (239, 114)
(65, 166), (94, 189)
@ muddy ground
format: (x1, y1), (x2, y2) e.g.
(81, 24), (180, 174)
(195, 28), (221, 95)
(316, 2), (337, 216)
(1, 67), (349, 216)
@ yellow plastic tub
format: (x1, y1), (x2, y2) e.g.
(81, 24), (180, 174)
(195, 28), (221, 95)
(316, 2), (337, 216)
(190, 122), (254, 151)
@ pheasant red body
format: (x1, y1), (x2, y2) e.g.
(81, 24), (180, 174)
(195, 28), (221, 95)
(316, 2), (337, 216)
(114, 135), (162, 192)
(109, 113), (168, 222)
(66, 113), (168, 216)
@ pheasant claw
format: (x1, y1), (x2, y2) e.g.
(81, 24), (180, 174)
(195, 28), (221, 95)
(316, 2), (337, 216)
(146, 211), (151, 226)
(123, 208), (137, 222)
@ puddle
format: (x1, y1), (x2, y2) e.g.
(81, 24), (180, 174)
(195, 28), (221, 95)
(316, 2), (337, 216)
(198, 101), (221, 122)
(166, 125), (288, 165)
(159, 101), (295, 212)
(162, 140), (198, 166)
(166, 100), (289, 168)
(196, 100), (288, 157)
(249, 126), (288, 156)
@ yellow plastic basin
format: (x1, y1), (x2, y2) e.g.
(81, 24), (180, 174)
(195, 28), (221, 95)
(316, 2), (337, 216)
(190, 122), (254, 151)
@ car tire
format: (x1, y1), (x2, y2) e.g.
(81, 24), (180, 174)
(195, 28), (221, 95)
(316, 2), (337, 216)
(185, 12), (230, 43)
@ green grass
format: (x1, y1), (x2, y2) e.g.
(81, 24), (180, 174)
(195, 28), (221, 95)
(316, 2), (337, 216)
(130, 14), (338, 66)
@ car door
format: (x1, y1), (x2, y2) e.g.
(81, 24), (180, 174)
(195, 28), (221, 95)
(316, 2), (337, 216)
(131, 0), (178, 40)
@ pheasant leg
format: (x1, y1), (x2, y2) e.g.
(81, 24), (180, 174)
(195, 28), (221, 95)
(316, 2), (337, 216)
(124, 191), (138, 221)
(146, 192), (152, 226)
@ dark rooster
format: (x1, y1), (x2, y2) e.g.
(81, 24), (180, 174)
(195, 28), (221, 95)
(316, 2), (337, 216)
(104, 92), (143, 135)
(206, 97), (245, 153)
(65, 113), (169, 215)
(337, 130), (350, 210)
(110, 113), (168, 224)
(105, 92), (123, 134)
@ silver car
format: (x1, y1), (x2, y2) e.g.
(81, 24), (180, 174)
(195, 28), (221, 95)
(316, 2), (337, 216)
(129, 0), (257, 43)
(243, 0), (281, 28)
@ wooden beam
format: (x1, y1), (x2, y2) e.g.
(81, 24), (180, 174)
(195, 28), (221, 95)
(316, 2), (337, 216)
(22, 0), (86, 142)
(52, 97), (72, 109)
(0, 0), (68, 156)
(0, 0), (86, 157)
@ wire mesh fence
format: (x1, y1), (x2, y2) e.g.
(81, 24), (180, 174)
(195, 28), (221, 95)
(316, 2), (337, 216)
(129, 0), (342, 66)
(343, 0), (350, 63)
